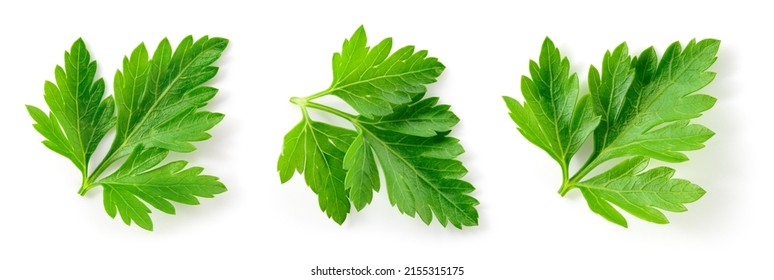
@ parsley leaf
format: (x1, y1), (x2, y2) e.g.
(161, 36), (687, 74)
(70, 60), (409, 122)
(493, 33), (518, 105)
(504, 38), (717, 227)
(27, 39), (115, 175)
(278, 26), (478, 228)
(329, 27), (444, 118)
(28, 37), (227, 230)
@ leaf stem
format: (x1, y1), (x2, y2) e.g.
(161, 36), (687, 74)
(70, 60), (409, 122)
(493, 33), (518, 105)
(306, 89), (332, 101)
(78, 169), (90, 196)
(87, 149), (119, 183)
(304, 101), (358, 122)
(79, 147), (124, 195)
(558, 163), (572, 196)
(289, 86), (361, 125)
(290, 89), (332, 107)
(558, 151), (609, 196)
(77, 181), (94, 196)
(569, 154), (605, 183)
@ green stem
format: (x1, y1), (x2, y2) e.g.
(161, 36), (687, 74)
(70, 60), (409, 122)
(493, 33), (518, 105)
(290, 87), (358, 121)
(77, 180), (96, 196)
(306, 89), (331, 101)
(557, 152), (609, 197)
(305, 102), (357, 121)
(77, 169), (90, 196)
(86, 149), (119, 183)
(558, 163), (572, 196)
(558, 150), (612, 196)
(90, 154), (113, 179)
(79, 145), (125, 196)
(291, 89), (332, 106)
(569, 154), (604, 183)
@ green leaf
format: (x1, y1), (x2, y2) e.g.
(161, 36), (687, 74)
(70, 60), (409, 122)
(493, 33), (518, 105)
(110, 36), (227, 161)
(27, 39), (115, 172)
(588, 43), (635, 155)
(593, 40), (718, 163)
(359, 122), (478, 228)
(505, 38), (599, 166)
(280, 26), (478, 228)
(278, 120), (355, 224)
(577, 157), (705, 227)
(343, 134), (380, 211)
(504, 38), (717, 227)
(367, 97), (459, 137)
(100, 147), (226, 231)
(28, 37), (228, 230)
(328, 25), (445, 118)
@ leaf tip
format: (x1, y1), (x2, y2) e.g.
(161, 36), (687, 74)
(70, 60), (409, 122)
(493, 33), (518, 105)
(140, 223), (154, 231)
(695, 186), (707, 200)
(25, 104), (42, 115)
(542, 36), (554, 45)
(353, 25), (366, 38)
(332, 214), (347, 225)
(71, 38), (87, 50)
(216, 37), (230, 47)
(211, 112), (226, 123)
(613, 41), (630, 56)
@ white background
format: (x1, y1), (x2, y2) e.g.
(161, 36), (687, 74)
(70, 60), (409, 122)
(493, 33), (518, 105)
(0, 0), (770, 279)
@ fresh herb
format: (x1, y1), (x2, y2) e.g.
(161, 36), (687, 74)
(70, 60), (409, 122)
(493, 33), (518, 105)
(504, 38), (718, 227)
(28, 36), (228, 230)
(278, 26), (478, 228)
